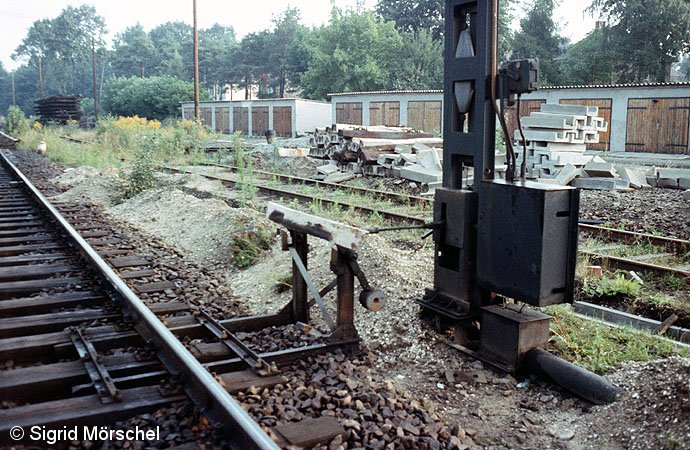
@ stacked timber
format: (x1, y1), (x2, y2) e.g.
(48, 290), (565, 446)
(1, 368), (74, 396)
(34, 96), (82, 124)
(309, 124), (443, 182)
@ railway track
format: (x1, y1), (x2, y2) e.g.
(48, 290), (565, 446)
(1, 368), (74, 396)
(174, 163), (690, 280)
(0, 151), (278, 449)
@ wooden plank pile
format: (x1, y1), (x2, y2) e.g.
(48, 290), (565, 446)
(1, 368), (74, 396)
(34, 96), (82, 124)
(309, 124), (443, 183)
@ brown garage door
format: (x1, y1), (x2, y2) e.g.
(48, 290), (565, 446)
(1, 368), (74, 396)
(369, 101), (400, 126)
(626, 98), (690, 154)
(233, 107), (249, 135)
(407, 101), (442, 133)
(273, 106), (292, 137)
(200, 107), (212, 126)
(252, 107), (269, 136)
(182, 107), (194, 121)
(335, 102), (362, 125)
(505, 99), (545, 144)
(560, 99), (612, 151)
(215, 107), (230, 133)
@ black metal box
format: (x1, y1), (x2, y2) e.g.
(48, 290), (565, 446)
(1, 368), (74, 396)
(476, 180), (579, 306)
(479, 304), (551, 371)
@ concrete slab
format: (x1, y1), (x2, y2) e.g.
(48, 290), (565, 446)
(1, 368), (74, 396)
(584, 162), (617, 178)
(521, 114), (579, 130)
(657, 168), (690, 179)
(399, 164), (443, 184)
(618, 167), (651, 189)
(325, 172), (355, 183)
(317, 164), (339, 175)
(555, 163), (579, 186)
(683, 190), (690, 201)
(417, 148), (442, 171)
(572, 177), (629, 191)
(541, 103), (598, 117)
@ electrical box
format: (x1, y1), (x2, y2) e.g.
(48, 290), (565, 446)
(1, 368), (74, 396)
(479, 304), (551, 371)
(476, 180), (579, 306)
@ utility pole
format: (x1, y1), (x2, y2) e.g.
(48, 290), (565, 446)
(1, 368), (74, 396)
(11, 71), (16, 106)
(193, 0), (200, 121)
(92, 37), (99, 123)
(38, 56), (44, 99)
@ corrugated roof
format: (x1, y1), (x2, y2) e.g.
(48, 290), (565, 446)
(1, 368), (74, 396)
(539, 81), (690, 89)
(328, 82), (690, 97)
(180, 98), (329, 104)
(328, 89), (443, 97)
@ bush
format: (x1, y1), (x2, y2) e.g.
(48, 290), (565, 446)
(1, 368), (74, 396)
(6, 106), (30, 136)
(102, 75), (209, 121)
(118, 143), (157, 199)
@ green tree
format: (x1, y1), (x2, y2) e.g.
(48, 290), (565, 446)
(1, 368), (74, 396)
(0, 63), (12, 114)
(148, 22), (193, 79)
(393, 29), (443, 89)
(102, 75), (207, 120)
(375, 0), (444, 41)
(590, 0), (690, 82)
(561, 28), (612, 85)
(512, 0), (567, 85)
(268, 7), (307, 98)
(300, 9), (403, 99)
(111, 24), (156, 78)
(233, 31), (273, 99)
(198, 24), (237, 99)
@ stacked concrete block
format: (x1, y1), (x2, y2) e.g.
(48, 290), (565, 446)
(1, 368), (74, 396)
(514, 103), (618, 189)
(647, 167), (690, 189)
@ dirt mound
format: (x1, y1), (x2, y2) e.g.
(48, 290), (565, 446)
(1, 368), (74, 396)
(51, 166), (121, 207)
(109, 188), (273, 267)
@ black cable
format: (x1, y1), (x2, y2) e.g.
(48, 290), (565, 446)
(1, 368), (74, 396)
(516, 94), (528, 179)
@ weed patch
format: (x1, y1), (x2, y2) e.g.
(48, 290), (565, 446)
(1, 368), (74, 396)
(544, 305), (689, 374)
(229, 221), (275, 269)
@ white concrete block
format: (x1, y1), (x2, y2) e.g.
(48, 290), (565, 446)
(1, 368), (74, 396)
(555, 163), (579, 186)
(683, 189), (690, 201)
(584, 162), (617, 178)
(399, 164), (442, 184)
(541, 103), (598, 117)
(618, 167), (651, 189)
(417, 148), (442, 171)
(317, 164), (339, 175)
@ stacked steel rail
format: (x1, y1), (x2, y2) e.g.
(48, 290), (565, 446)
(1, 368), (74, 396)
(0, 151), (277, 449)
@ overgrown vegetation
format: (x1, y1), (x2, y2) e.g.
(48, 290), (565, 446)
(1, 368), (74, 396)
(5, 106), (31, 136)
(545, 305), (689, 374)
(229, 221), (275, 269)
(232, 132), (257, 206)
(581, 272), (642, 300)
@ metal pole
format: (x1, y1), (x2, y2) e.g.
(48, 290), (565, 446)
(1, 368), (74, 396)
(193, 0), (200, 121)
(92, 37), (99, 123)
(38, 56), (44, 99)
(11, 72), (16, 106)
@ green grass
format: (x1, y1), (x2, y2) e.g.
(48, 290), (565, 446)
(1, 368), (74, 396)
(544, 305), (689, 374)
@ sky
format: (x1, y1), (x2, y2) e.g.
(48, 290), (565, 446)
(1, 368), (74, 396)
(0, 0), (597, 72)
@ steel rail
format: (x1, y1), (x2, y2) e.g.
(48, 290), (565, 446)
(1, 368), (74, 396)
(168, 166), (428, 225)
(578, 223), (690, 254)
(202, 162), (432, 206)
(198, 164), (690, 253)
(0, 151), (278, 450)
